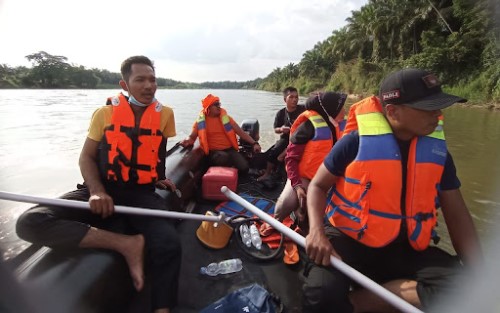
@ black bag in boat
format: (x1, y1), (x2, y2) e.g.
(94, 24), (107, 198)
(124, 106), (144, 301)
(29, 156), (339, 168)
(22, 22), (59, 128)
(200, 283), (282, 313)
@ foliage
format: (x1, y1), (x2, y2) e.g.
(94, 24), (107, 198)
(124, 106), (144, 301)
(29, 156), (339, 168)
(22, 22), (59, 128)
(257, 0), (499, 105)
(1, 0), (498, 107)
(0, 52), (259, 90)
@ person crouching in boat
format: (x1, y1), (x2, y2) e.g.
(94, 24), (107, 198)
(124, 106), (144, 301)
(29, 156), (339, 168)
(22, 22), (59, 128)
(16, 56), (181, 313)
(180, 94), (261, 174)
(257, 86), (306, 182)
(303, 68), (483, 313)
(274, 92), (347, 233)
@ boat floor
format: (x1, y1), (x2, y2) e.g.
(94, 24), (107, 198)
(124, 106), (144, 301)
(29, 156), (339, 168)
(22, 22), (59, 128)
(128, 173), (306, 313)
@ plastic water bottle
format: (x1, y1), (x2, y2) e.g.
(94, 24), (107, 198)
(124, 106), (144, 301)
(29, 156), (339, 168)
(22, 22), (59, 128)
(239, 224), (252, 247)
(249, 224), (262, 250)
(200, 258), (243, 276)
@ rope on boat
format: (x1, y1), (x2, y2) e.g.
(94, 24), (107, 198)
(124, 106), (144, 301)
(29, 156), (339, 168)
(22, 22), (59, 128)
(221, 186), (425, 313)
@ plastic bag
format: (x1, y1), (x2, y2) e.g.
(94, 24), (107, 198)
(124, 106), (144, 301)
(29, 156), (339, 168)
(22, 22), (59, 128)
(200, 283), (282, 313)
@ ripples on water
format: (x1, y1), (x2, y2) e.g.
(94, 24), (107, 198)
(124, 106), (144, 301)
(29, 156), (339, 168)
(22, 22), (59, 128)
(1, 90), (499, 261)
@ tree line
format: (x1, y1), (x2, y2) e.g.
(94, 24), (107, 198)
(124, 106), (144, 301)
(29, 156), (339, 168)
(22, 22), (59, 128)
(0, 51), (260, 90)
(1, 0), (498, 104)
(257, 0), (499, 104)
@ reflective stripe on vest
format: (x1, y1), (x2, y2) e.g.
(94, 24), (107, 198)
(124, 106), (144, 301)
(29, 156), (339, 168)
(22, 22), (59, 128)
(103, 94), (163, 184)
(326, 96), (445, 250)
(291, 110), (334, 180)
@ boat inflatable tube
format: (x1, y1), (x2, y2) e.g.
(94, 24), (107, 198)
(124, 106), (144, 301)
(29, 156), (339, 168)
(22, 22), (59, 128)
(156, 143), (206, 212)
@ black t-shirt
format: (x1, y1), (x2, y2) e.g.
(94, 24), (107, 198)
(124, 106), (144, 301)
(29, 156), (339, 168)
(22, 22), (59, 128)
(274, 105), (306, 140)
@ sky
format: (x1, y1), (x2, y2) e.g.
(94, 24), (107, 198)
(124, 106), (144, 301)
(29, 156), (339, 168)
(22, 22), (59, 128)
(0, 0), (368, 83)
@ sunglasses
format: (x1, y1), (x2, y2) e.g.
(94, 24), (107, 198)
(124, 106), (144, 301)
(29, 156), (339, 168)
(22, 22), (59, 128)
(212, 102), (221, 108)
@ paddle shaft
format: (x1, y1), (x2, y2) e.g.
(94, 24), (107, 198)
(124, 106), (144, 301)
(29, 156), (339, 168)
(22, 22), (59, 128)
(221, 186), (424, 313)
(0, 191), (224, 223)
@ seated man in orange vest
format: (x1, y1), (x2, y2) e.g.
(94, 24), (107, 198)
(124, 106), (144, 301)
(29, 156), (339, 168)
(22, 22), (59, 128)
(304, 69), (483, 313)
(180, 94), (261, 174)
(16, 56), (181, 313)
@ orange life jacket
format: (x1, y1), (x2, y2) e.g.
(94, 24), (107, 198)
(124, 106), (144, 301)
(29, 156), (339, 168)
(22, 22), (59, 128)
(196, 108), (239, 155)
(290, 110), (334, 180)
(101, 94), (163, 185)
(326, 96), (445, 250)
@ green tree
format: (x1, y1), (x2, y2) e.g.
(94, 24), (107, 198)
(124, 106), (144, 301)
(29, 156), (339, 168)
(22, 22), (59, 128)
(25, 51), (71, 88)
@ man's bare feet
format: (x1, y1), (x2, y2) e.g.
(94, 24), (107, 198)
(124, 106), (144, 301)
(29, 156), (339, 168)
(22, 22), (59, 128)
(79, 228), (146, 291)
(123, 234), (145, 291)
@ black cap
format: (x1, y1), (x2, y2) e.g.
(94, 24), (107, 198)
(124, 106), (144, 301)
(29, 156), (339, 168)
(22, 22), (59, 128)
(379, 68), (466, 110)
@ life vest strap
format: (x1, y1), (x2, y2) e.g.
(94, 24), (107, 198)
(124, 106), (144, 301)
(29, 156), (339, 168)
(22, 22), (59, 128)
(331, 179), (371, 210)
(327, 205), (361, 223)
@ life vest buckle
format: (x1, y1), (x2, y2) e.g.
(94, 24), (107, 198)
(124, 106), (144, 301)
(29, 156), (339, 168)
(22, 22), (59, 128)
(432, 235), (441, 245)
(431, 229), (441, 245)
(356, 225), (367, 240)
(414, 212), (433, 222)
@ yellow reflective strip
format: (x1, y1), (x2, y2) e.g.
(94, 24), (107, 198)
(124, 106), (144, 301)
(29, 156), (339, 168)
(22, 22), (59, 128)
(357, 113), (392, 135)
(427, 120), (445, 140)
(221, 114), (230, 124)
(196, 112), (205, 123)
(309, 116), (327, 128)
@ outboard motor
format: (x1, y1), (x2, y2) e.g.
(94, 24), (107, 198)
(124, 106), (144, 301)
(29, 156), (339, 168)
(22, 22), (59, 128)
(239, 118), (260, 154)
(239, 118), (268, 178)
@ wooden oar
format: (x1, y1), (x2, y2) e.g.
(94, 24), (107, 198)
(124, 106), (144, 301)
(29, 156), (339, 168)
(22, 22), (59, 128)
(0, 191), (225, 223)
(221, 186), (424, 313)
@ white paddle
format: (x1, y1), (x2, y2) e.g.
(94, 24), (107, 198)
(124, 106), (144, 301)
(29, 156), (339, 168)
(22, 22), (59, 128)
(221, 186), (424, 313)
(0, 191), (225, 223)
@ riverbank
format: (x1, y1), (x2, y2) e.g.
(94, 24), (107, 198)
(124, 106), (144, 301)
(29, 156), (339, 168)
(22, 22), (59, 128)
(347, 94), (500, 110)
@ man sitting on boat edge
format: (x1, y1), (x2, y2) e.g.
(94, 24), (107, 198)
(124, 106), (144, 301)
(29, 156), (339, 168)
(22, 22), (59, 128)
(16, 56), (181, 313)
(180, 93), (261, 174)
(304, 68), (483, 312)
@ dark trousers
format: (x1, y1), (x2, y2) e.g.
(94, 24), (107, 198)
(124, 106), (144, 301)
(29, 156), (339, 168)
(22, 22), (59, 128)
(209, 148), (249, 174)
(16, 185), (182, 310)
(266, 137), (289, 165)
(302, 224), (462, 313)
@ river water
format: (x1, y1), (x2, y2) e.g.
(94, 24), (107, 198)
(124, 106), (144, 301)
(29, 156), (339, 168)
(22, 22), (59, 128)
(1, 89), (499, 262)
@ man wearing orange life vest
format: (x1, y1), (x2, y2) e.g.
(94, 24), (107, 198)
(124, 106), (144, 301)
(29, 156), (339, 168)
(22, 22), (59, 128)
(303, 69), (482, 313)
(180, 94), (261, 173)
(16, 56), (181, 313)
(274, 92), (347, 230)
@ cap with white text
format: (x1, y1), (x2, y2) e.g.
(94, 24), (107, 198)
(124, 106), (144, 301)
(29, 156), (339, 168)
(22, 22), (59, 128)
(379, 68), (466, 110)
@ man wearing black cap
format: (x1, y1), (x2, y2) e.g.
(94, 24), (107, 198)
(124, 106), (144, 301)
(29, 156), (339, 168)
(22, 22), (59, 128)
(303, 68), (482, 313)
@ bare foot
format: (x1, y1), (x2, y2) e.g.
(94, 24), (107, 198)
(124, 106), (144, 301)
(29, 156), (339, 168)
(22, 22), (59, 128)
(124, 234), (145, 291)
